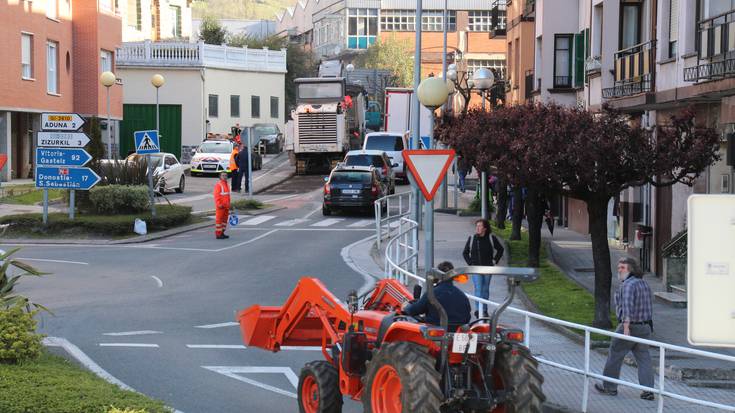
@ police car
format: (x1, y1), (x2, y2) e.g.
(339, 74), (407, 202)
(190, 136), (262, 176)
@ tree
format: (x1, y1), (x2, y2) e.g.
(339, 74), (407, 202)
(199, 15), (227, 45)
(356, 36), (413, 87)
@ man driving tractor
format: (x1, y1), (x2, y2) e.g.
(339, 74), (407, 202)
(401, 261), (472, 328)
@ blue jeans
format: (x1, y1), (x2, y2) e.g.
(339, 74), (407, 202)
(458, 170), (468, 192)
(472, 274), (492, 313)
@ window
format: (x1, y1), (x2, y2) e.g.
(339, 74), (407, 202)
(47, 41), (58, 94)
(348, 8), (378, 49)
(21, 33), (33, 79)
(467, 59), (507, 80)
(251, 95), (260, 118)
(164, 155), (177, 167)
(127, 0), (142, 30)
(99, 0), (114, 13)
(553, 34), (573, 88)
(380, 10), (456, 32)
(100, 50), (113, 73)
(170, 5), (182, 38)
(270, 96), (279, 119)
(620, 3), (641, 49)
(46, 0), (57, 19)
(209, 94), (218, 117)
(230, 95), (240, 117)
(469, 10), (504, 32)
(669, 0), (679, 58)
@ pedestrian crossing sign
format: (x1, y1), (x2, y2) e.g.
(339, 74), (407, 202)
(134, 130), (160, 155)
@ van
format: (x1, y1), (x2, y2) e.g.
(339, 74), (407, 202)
(362, 131), (409, 183)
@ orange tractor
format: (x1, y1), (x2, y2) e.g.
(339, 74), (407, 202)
(238, 266), (545, 413)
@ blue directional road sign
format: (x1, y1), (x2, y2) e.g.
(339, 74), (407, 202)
(409, 136), (432, 149)
(35, 166), (101, 190)
(134, 130), (161, 155)
(36, 148), (92, 167)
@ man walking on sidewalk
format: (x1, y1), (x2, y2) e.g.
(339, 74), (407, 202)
(214, 172), (232, 239)
(596, 257), (655, 400)
(462, 219), (504, 318)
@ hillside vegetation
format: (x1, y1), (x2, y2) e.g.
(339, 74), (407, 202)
(192, 0), (294, 20)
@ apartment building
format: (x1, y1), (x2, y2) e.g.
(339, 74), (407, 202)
(0, 0), (122, 182)
(275, 0), (507, 79)
(121, 0), (192, 42)
(501, 0), (536, 105)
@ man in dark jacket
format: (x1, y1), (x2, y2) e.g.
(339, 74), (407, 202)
(463, 219), (504, 317)
(235, 142), (250, 193)
(401, 261), (471, 328)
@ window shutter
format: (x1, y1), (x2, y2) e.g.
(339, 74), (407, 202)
(574, 32), (584, 87)
(670, 0), (679, 41)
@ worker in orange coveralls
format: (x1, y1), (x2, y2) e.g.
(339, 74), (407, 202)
(214, 171), (232, 239)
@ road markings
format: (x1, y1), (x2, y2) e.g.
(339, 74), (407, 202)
(214, 229), (278, 253)
(302, 205), (322, 219)
(311, 218), (344, 227)
(195, 321), (238, 329)
(265, 193), (302, 202)
(348, 219), (375, 228)
(274, 218), (309, 227)
(187, 344), (246, 349)
(103, 330), (163, 336)
(241, 215), (277, 225)
(17, 257), (89, 265)
(151, 275), (163, 288)
(99, 343), (160, 348)
(201, 366), (298, 398)
(340, 234), (381, 296)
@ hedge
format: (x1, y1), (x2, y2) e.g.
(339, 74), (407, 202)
(89, 185), (150, 215)
(0, 205), (193, 237)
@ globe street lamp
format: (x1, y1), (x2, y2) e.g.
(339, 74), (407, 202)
(148, 74), (165, 218)
(99, 71), (116, 159)
(417, 76), (449, 273)
(472, 68), (495, 220)
(345, 63), (354, 84)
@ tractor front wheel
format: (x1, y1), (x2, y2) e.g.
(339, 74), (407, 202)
(493, 345), (546, 413)
(363, 342), (442, 413)
(298, 361), (343, 413)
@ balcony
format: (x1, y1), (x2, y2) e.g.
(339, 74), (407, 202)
(683, 9), (735, 82)
(602, 40), (655, 99)
(585, 55), (601, 73)
(524, 70), (534, 99)
(116, 40), (287, 73)
(524, 0), (536, 18)
(490, 0), (507, 38)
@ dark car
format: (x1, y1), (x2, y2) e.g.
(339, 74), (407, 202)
(322, 166), (387, 216)
(252, 123), (283, 154)
(343, 150), (396, 195)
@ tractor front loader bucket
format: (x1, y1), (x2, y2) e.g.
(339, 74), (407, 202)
(238, 305), (281, 349)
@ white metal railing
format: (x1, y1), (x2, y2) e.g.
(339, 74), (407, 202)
(116, 41), (287, 73)
(380, 225), (735, 412)
(374, 191), (413, 249)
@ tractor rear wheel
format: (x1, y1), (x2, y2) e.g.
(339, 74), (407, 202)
(492, 345), (545, 413)
(298, 361), (343, 413)
(363, 342), (442, 413)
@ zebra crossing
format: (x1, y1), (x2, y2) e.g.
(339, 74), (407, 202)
(232, 215), (375, 229)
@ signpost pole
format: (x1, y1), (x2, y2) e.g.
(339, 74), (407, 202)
(147, 154), (156, 218)
(411, 0), (423, 227)
(247, 126), (253, 198)
(69, 190), (75, 220)
(424, 114), (434, 274)
(481, 91), (488, 220)
(43, 189), (48, 225)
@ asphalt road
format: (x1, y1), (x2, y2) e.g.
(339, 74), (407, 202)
(7, 175), (390, 413)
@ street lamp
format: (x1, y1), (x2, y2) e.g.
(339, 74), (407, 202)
(99, 71), (116, 159)
(417, 77), (449, 273)
(345, 63), (354, 84)
(148, 73), (165, 218)
(473, 68), (495, 220)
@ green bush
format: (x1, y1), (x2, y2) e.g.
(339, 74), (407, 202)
(0, 352), (170, 413)
(0, 205), (193, 237)
(231, 198), (264, 210)
(108, 408), (149, 413)
(89, 185), (150, 214)
(0, 307), (43, 364)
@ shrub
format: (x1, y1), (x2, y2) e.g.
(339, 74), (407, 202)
(0, 307), (43, 364)
(231, 199), (264, 210)
(89, 185), (150, 215)
(108, 408), (149, 413)
(0, 248), (48, 312)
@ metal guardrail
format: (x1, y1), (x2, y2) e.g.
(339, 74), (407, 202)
(374, 191), (413, 249)
(380, 218), (735, 412)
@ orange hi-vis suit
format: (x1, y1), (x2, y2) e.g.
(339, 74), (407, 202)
(213, 179), (231, 237)
(229, 146), (239, 172)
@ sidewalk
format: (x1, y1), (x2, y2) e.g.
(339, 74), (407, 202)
(348, 187), (735, 412)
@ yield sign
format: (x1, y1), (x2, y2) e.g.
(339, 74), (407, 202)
(403, 149), (456, 201)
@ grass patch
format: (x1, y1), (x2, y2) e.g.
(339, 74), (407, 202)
(0, 184), (63, 205)
(0, 351), (169, 413)
(231, 198), (265, 210)
(0, 205), (193, 238)
(491, 221), (616, 341)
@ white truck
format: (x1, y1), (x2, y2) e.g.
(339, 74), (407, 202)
(384, 87), (432, 149)
(292, 75), (366, 175)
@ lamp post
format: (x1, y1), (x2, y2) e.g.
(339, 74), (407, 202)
(417, 76), (449, 274)
(100, 71), (116, 159)
(411, 0), (423, 227)
(472, 68), (494, 220)
(345, 63), (354, 84)
(149, 74), (165, 218)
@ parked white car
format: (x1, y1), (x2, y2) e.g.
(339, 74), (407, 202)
(362, 131), (410, 183)
(125, 153), (186, 194)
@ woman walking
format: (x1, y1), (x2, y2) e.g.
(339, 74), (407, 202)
(462, 219), (504, 318)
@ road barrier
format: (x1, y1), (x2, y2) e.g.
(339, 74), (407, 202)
(374, 191), (413, 249)
(381, 217), (735, 412)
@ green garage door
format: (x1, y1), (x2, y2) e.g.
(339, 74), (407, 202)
(120, 104), (182, 158)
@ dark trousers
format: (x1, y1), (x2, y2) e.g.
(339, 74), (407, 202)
(231, 169), (241, 191)
(240, 169), (249, 191)
(602, 324), (654, 391)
